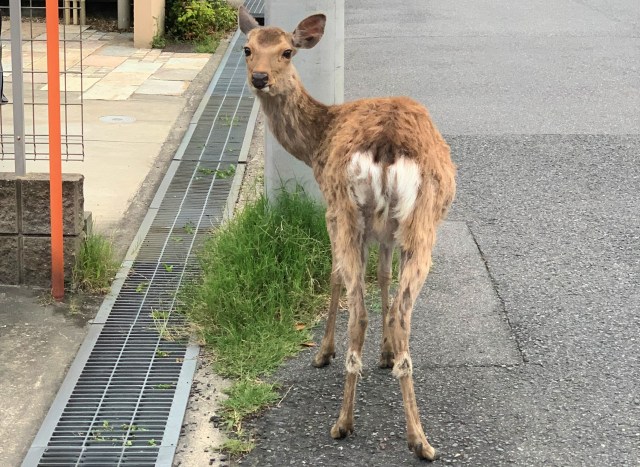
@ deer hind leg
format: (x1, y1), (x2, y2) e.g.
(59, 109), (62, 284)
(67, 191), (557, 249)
(389, 246), (439, 461)
(330, 221), (368, 439)
(378, 243), (395, 368)
(313, 214), (342, 368)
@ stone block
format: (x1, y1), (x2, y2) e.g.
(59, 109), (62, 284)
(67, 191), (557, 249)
(0, 173), (18, 234)
(0, 236), (20, 285)
(20, 173), (85, 236)
(21, 235), (84, 287)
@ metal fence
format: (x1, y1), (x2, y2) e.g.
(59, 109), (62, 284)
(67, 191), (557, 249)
(0, 0), (85, 169)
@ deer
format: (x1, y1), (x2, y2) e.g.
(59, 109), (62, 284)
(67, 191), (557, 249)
(238, 6), (456, 461)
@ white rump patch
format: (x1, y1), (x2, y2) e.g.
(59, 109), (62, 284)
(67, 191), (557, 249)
(387, 158), (421, 222)
(347, 151), (421, 223)
(348, 151), (385, 212)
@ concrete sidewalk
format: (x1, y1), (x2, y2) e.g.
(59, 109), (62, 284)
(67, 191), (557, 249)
(0, 24), (231, 466)
(0, 23), (220, 239)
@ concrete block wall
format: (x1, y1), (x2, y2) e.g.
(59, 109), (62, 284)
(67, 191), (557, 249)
(0, 173), (84, 286)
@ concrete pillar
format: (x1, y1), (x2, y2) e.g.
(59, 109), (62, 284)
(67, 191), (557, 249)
(264, 0), (344, 202)
(118, 0), (131, 30)
(134, 0), (165, 49)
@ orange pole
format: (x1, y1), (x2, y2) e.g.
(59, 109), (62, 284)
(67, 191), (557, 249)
(46, 0), (65, 300)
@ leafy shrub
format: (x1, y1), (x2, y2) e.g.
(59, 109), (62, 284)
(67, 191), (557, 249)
(166, 0), (237, 42)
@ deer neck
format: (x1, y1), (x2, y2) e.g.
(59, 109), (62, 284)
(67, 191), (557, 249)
(257, 77), (331, 167)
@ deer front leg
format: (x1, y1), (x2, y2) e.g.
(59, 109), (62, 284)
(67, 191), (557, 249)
(313, 214), (341, 367)
(330, 232), (368, 439)
(378, 243), (394, 368)
(389, 248), (438, 461)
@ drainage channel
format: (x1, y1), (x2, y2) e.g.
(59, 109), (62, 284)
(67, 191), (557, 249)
(22, 11), (263, 467)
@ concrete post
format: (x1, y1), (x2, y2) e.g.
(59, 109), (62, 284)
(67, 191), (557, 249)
(118, 0), (131, 30)
(264, 0), (344, 202)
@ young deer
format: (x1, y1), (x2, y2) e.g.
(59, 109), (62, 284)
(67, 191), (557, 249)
(239, 7), (456, 461)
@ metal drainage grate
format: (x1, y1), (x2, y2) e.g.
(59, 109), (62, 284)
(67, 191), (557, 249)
(244, 0), (265, 18)
(22, 19), (260, 467)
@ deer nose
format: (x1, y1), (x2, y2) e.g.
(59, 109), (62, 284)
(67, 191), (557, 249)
(251, 72), (269, 89)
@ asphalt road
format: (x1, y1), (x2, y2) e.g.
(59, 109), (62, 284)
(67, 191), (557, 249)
(242, 1), (640, 465)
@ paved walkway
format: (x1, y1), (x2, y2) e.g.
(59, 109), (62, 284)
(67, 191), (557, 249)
(0, 23), (217, 235)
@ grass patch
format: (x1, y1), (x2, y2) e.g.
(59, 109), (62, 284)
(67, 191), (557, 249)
(220, 438), (255, 456)
(184, 189), (332, 379)
(194, 33), (222, 53)
(72, 232), (118, 294)
(220, 380), (279, 432)
(182, 189), (332, 452)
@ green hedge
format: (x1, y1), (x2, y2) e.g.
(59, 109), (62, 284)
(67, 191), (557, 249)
(166, 0), (237, 42)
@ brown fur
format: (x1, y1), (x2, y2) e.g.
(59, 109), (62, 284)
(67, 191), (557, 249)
(239, 6), (456, 461)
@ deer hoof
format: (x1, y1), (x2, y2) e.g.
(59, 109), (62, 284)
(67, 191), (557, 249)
(330, 420), (353, 439)
(378, 351), (394, 368)
(312, 351), (335, 368)
(408, 440), (439, 461)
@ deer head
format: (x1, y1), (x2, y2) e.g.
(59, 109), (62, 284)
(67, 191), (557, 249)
(238, 6), (326, 96)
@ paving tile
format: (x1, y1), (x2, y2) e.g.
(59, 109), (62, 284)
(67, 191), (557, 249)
(83, 83), (137, 100)
(163, 57), (210, 70)
(29, 58), (49, 73)
(100, 71), (154, 86)
(81, 43), (106, 58)
(135, 79), (188, 96)
(41, 77), (100, 92)
(28, 42), (48, 53)
(176, 53), (212, 59)
(114, 59), (162, 74)
(152, 68), (200, 81)
(82, 54), (127, 68)
(23, 73), (50, 84)
(96, 45), (136, 57)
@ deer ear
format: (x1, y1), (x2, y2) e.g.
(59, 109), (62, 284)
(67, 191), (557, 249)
(238, 6), (259, 35)
(292, 14), (326, 49)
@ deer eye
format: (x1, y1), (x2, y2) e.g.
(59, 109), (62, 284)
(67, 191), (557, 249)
(244, 47), (251, 57)
(282, 49), (293, 59)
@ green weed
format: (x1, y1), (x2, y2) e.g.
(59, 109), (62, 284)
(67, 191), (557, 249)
(183, 221), (195, 234)
(220, 114), (240, 127)
(220, 380), (279, 432)
(151, 33), (166, 49)
(197, 165), (236, 178)
(220, 438), (255, 455)
(72, 232), (118, 294)
(154, 383), (173, 390)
